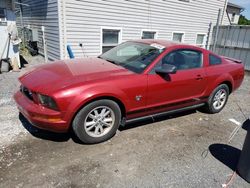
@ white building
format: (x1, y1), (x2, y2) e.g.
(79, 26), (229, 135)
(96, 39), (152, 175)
(0, 0), (14, 11)
(0, 0), (21, 68)
(226, 2), (244, 25)
(16, 0), (233, 61)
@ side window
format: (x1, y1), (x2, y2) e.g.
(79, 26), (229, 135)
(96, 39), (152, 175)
(209, 54), (222, 65)
(150, 49), (202, 74)
(162, 50), (202, 70)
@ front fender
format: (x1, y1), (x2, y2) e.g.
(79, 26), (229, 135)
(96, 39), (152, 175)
(64, 84), (130, 123)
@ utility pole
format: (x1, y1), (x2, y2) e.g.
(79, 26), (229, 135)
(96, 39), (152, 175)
(213, 9), (221, 52)
(41, 26), (48, 62)
(15, 2), (30, 46)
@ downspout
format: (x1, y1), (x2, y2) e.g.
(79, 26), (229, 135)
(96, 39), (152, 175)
(220, 0), (228, 25)
(58, 0), (67, 60)
(57, 0), (63, 60)
(11, 0), (15, 10)
(63, 0), (67, 59)
(213, 9), (222, 52)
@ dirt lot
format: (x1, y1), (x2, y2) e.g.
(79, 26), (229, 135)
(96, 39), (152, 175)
(0, 56), (250, 188)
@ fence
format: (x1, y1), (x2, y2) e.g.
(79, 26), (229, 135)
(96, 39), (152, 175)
(211, 25), (250, 71)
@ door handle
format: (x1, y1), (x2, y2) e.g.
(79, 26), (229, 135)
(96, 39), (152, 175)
(195, 75), (203, 80)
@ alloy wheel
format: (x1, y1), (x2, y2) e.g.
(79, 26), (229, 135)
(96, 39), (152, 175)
(212, 89), (227, 110)
(84, 106), (115, 137)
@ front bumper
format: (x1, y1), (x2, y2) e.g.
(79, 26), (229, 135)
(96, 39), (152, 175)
(14, 91), (69, 133)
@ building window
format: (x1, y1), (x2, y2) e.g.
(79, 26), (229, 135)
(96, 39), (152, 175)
(141, 31), (156, 39)
(172, 32), (184, 42)
(231, 13), (236, 23)
(0, 8), (6, 21)
(0, 8), (5, 18)
(102, 28), (121, 53)
(196, 34), (206, 48)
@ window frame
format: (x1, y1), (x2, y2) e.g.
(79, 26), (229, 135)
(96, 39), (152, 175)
(195, 33), (207, 48)
(100, 26), (122, 54)
(141, 29), (158, 39)
(172, 31), (185, 43)
(150, 48), (204, 74)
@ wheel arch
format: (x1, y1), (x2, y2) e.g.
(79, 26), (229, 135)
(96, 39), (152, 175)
(69, 95), (127, 129)
(205, 73), (234, 97)
(219, 80), (233, 94)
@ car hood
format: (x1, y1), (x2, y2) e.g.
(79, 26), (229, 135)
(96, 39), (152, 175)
(19, 58), (133, 94)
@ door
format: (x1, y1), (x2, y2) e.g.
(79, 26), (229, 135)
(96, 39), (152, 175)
(147, 49), (207, 114)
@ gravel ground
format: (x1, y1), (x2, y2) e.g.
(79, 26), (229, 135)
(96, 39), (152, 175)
(0, 56), (250, 188)
(0, 55), (45, 148)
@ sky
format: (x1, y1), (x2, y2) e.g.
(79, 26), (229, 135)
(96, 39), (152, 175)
(229, 0), (250, 19)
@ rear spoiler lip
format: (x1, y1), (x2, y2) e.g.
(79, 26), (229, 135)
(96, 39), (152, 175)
(221, 56), (242, 64)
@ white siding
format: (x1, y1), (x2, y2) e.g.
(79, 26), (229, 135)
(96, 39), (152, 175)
(15, 0), (60, 60)
(62, 0), (229, 58)
(0, 0), (13, 9)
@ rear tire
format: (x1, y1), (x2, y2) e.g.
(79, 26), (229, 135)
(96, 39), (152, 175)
(203, 84), (229, 114)
(72, 99), (121, 144)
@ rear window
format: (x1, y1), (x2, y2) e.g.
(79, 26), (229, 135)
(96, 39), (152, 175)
(209, 54), (222, 65)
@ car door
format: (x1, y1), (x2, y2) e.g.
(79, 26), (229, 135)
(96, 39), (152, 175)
(146, 48), (207, 115)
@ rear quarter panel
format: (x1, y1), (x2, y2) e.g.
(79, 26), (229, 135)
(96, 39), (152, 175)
(229, 62), (245, 91)
(204, 58), (244, 96)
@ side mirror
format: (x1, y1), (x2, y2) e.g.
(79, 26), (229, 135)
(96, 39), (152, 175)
(155, 64), (177, 74)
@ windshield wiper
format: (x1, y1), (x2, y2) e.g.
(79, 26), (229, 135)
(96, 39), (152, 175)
(106, 59), (118, 65)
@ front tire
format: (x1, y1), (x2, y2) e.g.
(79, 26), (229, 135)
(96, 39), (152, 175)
(72, 100), (121, 144)
(203, 84), (229, 114)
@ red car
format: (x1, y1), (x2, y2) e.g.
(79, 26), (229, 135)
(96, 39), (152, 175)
(14, 40), (244, 143)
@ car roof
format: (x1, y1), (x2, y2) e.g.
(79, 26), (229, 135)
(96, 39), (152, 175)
(131, 39), (184, 48)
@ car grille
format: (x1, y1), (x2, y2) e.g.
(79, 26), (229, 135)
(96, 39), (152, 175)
(20, 85), (33, 101)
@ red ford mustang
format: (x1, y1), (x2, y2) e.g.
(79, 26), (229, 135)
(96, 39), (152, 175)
(14, 40), (244, 143)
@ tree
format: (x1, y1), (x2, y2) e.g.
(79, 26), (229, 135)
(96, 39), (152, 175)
(238, 15), (250, 25)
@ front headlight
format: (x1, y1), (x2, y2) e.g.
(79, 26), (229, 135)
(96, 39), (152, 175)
(37, 94), (58, 110)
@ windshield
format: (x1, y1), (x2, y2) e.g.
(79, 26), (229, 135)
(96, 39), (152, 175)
(99, 42), (165, 73)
